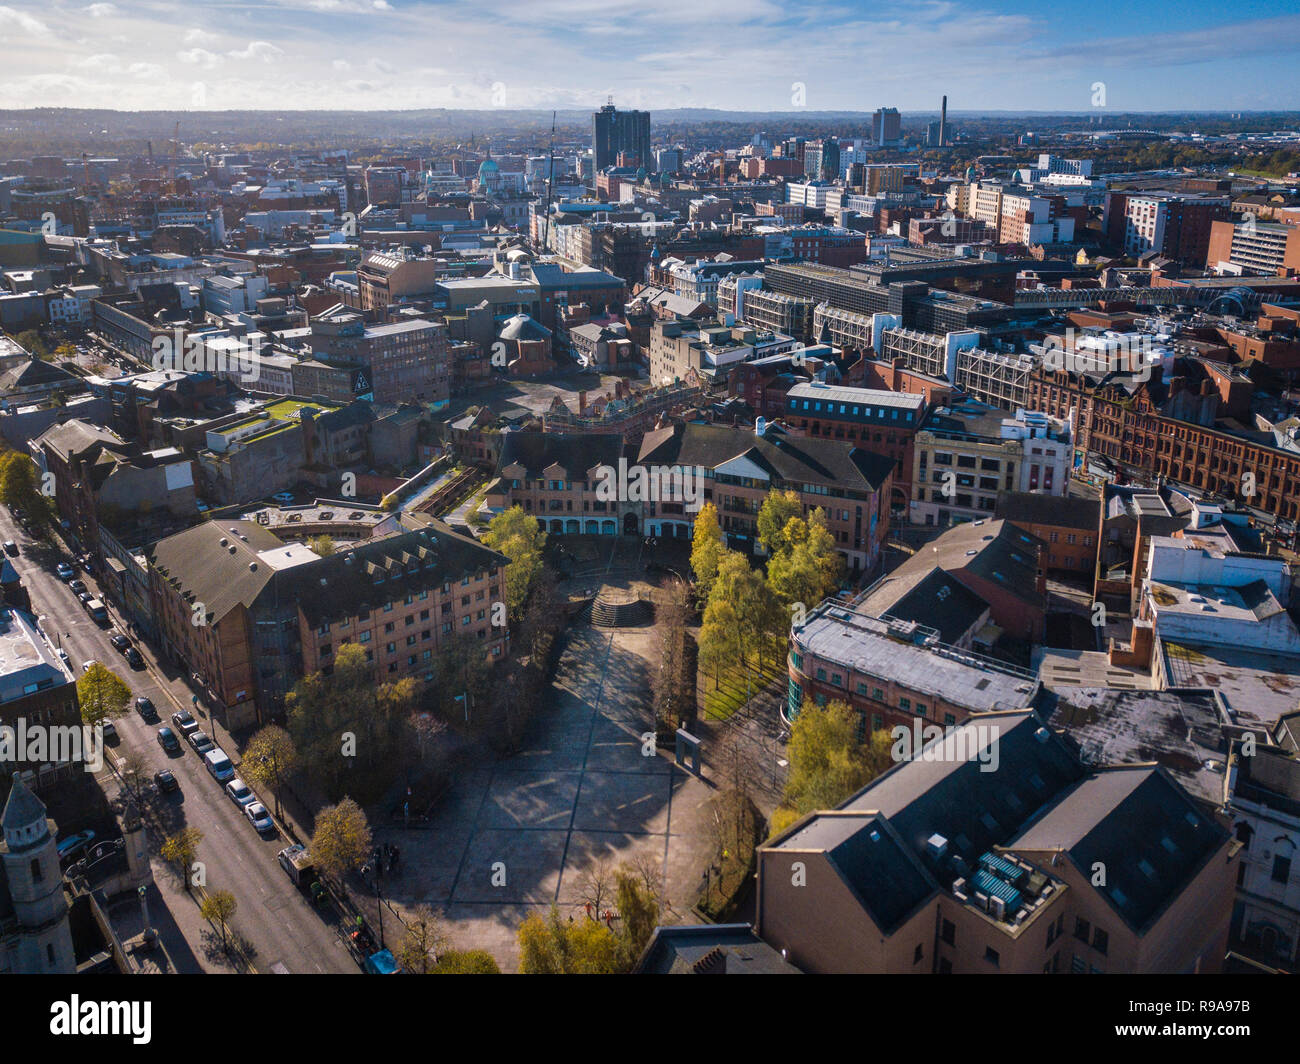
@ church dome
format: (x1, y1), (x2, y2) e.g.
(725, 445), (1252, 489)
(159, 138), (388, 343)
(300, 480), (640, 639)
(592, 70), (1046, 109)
(478, 157), (499, 180)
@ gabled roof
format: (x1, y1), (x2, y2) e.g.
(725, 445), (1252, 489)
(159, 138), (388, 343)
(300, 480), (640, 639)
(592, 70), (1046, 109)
(638, 423), (894, 492)
(996, 490), (1100, 532)
(0, 358), (80, 392)
(497, 430), (623, 478)
(146, 519), (282, 626)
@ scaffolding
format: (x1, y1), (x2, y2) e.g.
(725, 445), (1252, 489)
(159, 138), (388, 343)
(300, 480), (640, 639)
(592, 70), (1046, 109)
(878, 326), (948, 379)
(953, 348), (1034, 411)
(813, 302), (873, 352)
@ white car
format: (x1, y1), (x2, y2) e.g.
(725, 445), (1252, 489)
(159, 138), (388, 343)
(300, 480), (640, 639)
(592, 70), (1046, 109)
(244, 802), (274, 834)
(225, 778), (255, 808)
(81, 659), (98, 673)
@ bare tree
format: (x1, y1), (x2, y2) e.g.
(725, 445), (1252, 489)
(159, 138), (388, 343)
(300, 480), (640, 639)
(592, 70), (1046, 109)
(576, 858), (616, 921)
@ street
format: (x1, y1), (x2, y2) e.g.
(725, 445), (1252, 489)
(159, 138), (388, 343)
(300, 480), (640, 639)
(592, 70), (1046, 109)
(2, 507), (356, 974)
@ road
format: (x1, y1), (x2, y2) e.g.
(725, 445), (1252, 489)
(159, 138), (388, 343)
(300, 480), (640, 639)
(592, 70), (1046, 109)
(2, 508), (356, 974)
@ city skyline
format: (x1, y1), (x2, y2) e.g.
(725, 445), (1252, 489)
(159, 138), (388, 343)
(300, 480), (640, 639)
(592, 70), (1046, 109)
(0, 0), (1297, 114)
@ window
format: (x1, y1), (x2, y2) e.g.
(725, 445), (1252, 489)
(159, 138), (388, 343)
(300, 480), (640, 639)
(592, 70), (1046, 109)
(1047, 923), (1056, 947)
(359, 631), (371, 644)
(1074, 917), (1090, 942)
(386, 642), (396, 653)
(384, 622), (395, 634)
(30, 858), (42, 882)
(320, 644), (332, 657)
(940, 919), (955, 946)
(1272, 855), (1292, 884)
(899, 697), (911, 711)
(1092, 927), (1108, 956)
(913, 944), (923, 964)
(938, 957), (952, 974)
(984, 947), (1000, 967)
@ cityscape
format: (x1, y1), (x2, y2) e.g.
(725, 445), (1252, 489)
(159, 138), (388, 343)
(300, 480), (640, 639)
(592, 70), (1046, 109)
(0, 0), (1296, 1028)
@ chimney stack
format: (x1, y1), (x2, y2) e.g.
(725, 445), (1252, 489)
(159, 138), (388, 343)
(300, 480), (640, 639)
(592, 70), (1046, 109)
(939, 96), (948, 147)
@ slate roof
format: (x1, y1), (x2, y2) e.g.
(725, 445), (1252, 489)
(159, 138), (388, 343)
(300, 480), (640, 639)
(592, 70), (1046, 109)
(1, 773), (47, 833)
(146, 519), (282, 627)
(996, 490), (1100, 531)
(889, 518), (1045, 609)
(636, 924), (802, 975)
(638, 423), (894, 492)
(498, 431), (624, 478)
(856, 566), (989, 646)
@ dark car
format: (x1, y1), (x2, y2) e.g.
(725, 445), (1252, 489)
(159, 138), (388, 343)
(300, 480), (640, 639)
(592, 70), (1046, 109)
(109, 633), (130, 652)
(124, 647), (144, 669)
(135, 697), (157, 721)
(69, 579), (87, 595)
(3, 540), (17, 556)
(153, 770), (179, 794)
(171, 709), (198, 735)
(188, 730), (215, 756)
(156, 726), (180, 753)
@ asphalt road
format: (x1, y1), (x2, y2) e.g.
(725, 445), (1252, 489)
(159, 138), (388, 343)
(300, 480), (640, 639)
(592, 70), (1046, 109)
(3, 509), (356, 974)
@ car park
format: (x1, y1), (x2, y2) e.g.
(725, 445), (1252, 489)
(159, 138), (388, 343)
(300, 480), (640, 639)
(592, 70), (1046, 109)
(245, 802), (274, 833)
(153, 770), (179, 794)
(189, 730), (215, 756)
(156, 726), (180, 753)
(226, 778), (255, 808)
(135, 697), (157, 721)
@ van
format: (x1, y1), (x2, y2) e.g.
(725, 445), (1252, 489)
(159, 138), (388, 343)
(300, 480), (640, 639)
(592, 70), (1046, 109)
(204, 749), (235, 782)
(86, 598), (108, 625)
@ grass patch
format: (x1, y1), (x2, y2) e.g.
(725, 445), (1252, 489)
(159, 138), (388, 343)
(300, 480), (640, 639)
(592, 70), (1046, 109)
(700, 650), (783, 722)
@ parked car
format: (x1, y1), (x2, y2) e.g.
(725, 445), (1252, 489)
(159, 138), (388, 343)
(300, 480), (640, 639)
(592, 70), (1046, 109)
(56, 831), (96, 860)
(226, 778), (255, 808)
(245, 802), (274, 834)
(101, 720), (118, 742)
(56, 648), (70, 666)
(76, 592), (91, 607)
(81, 659), (98, 673)
(69, 579), (87, 595)
(156, 726), (180, 753)
(205, 748), (234, 782)
(109, 632), (130, 652)
(188, 731), (215, 756)
(56, 562), (75, 581)
(154, 769), (179, 794)
(124, 647), (144, 669)
(3, 540), (17, 556)
(171, 709), (199, 736)
(135, 697), (157, 721)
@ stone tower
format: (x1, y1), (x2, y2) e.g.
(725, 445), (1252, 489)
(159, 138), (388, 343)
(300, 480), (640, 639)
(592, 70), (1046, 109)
(0, 775), (76, 973)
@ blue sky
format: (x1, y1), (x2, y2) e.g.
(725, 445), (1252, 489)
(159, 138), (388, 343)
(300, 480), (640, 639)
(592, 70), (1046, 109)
(0, 0), (1296, 113)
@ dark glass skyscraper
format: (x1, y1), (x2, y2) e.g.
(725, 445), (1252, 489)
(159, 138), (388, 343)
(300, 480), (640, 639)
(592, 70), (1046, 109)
(592, 101), (651, 170)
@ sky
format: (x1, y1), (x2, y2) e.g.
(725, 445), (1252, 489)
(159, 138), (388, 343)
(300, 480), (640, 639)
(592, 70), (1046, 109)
(0, 0), (1297, 114)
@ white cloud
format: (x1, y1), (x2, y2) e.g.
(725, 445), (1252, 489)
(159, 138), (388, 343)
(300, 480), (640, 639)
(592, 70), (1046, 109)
(183, 28), (220, 45)
(0, 5), (51, 34)
(227, 40), (284, 61)
(177, 48), (221, 69)
(332, 58), (351, 71)
(84, 3), (118, 16)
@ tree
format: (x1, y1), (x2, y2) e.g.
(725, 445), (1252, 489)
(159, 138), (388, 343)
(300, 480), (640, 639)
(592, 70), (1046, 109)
(517, 905), (619, 975)
(307, 534), (335, 557)
(287, 643), (420, 802)
(698, 594), (741, 691)
(482, 506), (546, 618)
(432, 949), (500, 974)
(771, 698), (894, 835)
(651, 579), (693, 732)
(756, 489), (803, 556)
(711, 550), (783, 670)
(54, 342), (77, 364)
(161, 828), (203, 893)
(240, 725), (297, 817)
(614, 864), (660, 970)
(310, 797), (372, 884)
(118, 749), (149, 797)
(689, 502), (724, 602)
(767, 509), (842, 611)
(394, 905), (446, 975)
(200, 890), (237, 951)
(576, 859), (616, 922)
(14, 329), (47, 359)
(77, 663), (131, 727)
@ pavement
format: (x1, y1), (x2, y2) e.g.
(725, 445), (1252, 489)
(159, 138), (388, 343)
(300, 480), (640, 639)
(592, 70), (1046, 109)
(4, 509), (357, 974)
(359, 612), (717, 972)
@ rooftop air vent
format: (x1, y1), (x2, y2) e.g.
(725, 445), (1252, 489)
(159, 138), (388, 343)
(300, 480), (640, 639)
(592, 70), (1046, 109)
(248, 562), (257, 571)
(926, 834), (948, 860)
(1034, 726), (1050, 743)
